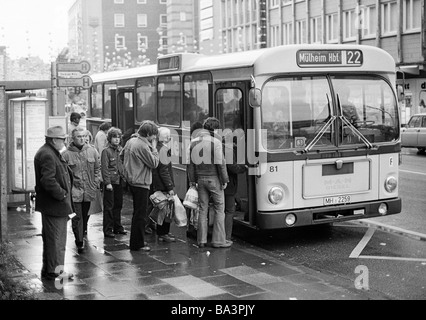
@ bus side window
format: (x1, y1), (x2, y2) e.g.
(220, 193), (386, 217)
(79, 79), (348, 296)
(158, 75), (182, 126)
(219, 88), (243, 131)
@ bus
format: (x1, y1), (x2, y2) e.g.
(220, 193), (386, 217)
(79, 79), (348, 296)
(87, 44), (402, 230)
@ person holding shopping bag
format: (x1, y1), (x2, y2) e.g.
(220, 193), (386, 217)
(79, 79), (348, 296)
(121, 121), (159, 252)
(187, 117), (230, 249)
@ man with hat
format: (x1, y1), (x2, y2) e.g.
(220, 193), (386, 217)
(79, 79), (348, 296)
(34, 126), (75, 281)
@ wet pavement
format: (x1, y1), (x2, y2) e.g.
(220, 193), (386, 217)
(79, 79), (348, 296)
(5, 196), (391, 301)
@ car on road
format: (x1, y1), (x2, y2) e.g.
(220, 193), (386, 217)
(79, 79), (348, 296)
(401, 113), (426, 153)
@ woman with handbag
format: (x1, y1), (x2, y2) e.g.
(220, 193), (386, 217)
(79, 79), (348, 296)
(149, 127), (176, 243)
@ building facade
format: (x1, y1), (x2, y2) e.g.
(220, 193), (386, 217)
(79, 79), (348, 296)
(200, 0), (426, 121)
(68, 0), (168, 72)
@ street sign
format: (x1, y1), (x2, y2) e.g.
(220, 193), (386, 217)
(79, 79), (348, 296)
(57, 75), (93, 89)
(57, 61), (91, 74)
(58, 71), (84, 78)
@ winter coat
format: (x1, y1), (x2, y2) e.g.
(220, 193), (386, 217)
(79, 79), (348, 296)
(101, 143), (125, 186)
(152, 142), (175, 192)
(62, 142), (101, 203)
(34, 143), (75, 217)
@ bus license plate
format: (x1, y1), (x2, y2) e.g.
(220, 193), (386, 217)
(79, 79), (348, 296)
(324, 196), (351, 205)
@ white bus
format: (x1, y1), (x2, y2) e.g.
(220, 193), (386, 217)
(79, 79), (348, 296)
(87, 44), (402, 230)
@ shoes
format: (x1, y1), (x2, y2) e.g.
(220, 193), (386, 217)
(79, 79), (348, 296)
(212, 240), (233, 248)
(130, 246), (151, 252)
(76, 241), (85, 253)
(158, 235), (176, 243)
(41, 272), (74, 281)
(114, 230), (127, 235)
(198, 243), (206, 248)
(104, 232), (115, 238)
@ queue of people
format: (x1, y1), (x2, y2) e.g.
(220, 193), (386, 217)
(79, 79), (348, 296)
(34, 117), (244, 281)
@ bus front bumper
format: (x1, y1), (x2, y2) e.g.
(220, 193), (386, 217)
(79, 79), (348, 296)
(256, 198), (402, 230)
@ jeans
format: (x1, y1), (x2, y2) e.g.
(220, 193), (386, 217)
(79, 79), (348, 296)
(103, 183), (124, 234)
(197, 176), (227, 246)
(129, 185), (149, 250)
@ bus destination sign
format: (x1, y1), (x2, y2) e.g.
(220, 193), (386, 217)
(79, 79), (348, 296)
(297, 50), (363, 68)
(158, 55), (181, 73)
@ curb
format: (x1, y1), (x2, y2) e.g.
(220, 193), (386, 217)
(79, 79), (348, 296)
(355, 219), (426, 242)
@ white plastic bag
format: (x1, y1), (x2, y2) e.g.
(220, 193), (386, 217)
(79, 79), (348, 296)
(173, 195), (188, 227)
(183, 187), (199, 210)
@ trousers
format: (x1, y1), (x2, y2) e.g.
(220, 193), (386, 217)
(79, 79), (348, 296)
(41, 214), (68, 274)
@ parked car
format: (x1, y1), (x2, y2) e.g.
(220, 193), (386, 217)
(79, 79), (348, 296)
(401, 113), (426, 153)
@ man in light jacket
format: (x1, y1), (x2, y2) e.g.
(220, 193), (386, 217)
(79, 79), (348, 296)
(121, 121), (159, 252)
(63, 127), (101, 253)
(187, 117), (231, 249)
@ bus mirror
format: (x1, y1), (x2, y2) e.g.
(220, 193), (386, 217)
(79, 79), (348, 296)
(249, 88), (261, 108)
(396, 85), (405, 102)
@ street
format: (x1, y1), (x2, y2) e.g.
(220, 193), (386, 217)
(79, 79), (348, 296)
(233, 149), (426, 300)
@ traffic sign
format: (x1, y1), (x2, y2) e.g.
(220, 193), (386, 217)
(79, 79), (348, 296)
(57, 61), (91, 74)
(57, 75), (93, 89)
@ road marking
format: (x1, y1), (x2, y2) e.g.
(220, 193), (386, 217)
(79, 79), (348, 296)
(358, 256), (426, 263)
(349, 228), (375, 259)
(400, 169), (426, 176)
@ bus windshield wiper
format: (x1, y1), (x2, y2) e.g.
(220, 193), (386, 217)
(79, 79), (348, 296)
(339, 115), (374, 149)
(304, 115), (336, 153)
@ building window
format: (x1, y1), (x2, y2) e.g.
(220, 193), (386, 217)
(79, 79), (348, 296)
(296, 20), (307, 44)
(283, 22), (293, 45)
(270, 0), (280, 9)
(326, 13), (338, 43)
(381, 1), (398, 35)
(159, 0), (167, 4)
(114, 0), (124, 3)
(343, 10), (357, 41)
(359, 5), (377, 38)
(137, 0), (147, 3)
(138, 35), (148, 50)
(115, 35), (125, 50)
(114, 14), (125, 28)
(270, 25), (279, 47)
(310, 17), (322, 44)
(160, 14), (167, 26)
(403, 0), (421, 32)
(137, 14), (147, 28)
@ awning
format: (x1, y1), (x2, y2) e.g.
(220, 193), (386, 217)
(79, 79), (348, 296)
(398, 65), (421, 75)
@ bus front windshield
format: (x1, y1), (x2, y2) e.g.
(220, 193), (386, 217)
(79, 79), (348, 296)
(262, 76), (400, 151)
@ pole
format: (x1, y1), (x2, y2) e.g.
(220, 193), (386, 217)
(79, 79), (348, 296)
(0, 86), (7, 242)
(51, 62), (58, 116)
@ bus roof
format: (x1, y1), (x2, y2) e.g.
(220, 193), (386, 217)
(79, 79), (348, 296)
(90, 45), (396, 83)
(91, 64), (157, 83)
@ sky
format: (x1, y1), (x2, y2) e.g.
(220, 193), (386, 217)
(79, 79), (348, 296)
(0, 0), (75, 62)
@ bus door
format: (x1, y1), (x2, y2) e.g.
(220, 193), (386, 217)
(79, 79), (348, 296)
(116, 89), (135, 146)
(215, 82), (255, 226)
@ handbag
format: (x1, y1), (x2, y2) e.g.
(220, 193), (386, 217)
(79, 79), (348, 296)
(183, 186), (199, 210)
(173, 195), (188, 227)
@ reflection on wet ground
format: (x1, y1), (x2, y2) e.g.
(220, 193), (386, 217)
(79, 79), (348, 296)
(6, 199), (386, 300)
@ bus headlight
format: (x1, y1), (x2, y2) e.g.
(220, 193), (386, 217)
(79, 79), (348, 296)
(268, 187), (284, 205)
(385, 176), (398, 193)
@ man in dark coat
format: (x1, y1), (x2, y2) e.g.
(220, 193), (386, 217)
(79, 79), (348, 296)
(34, 126), (75, 281)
